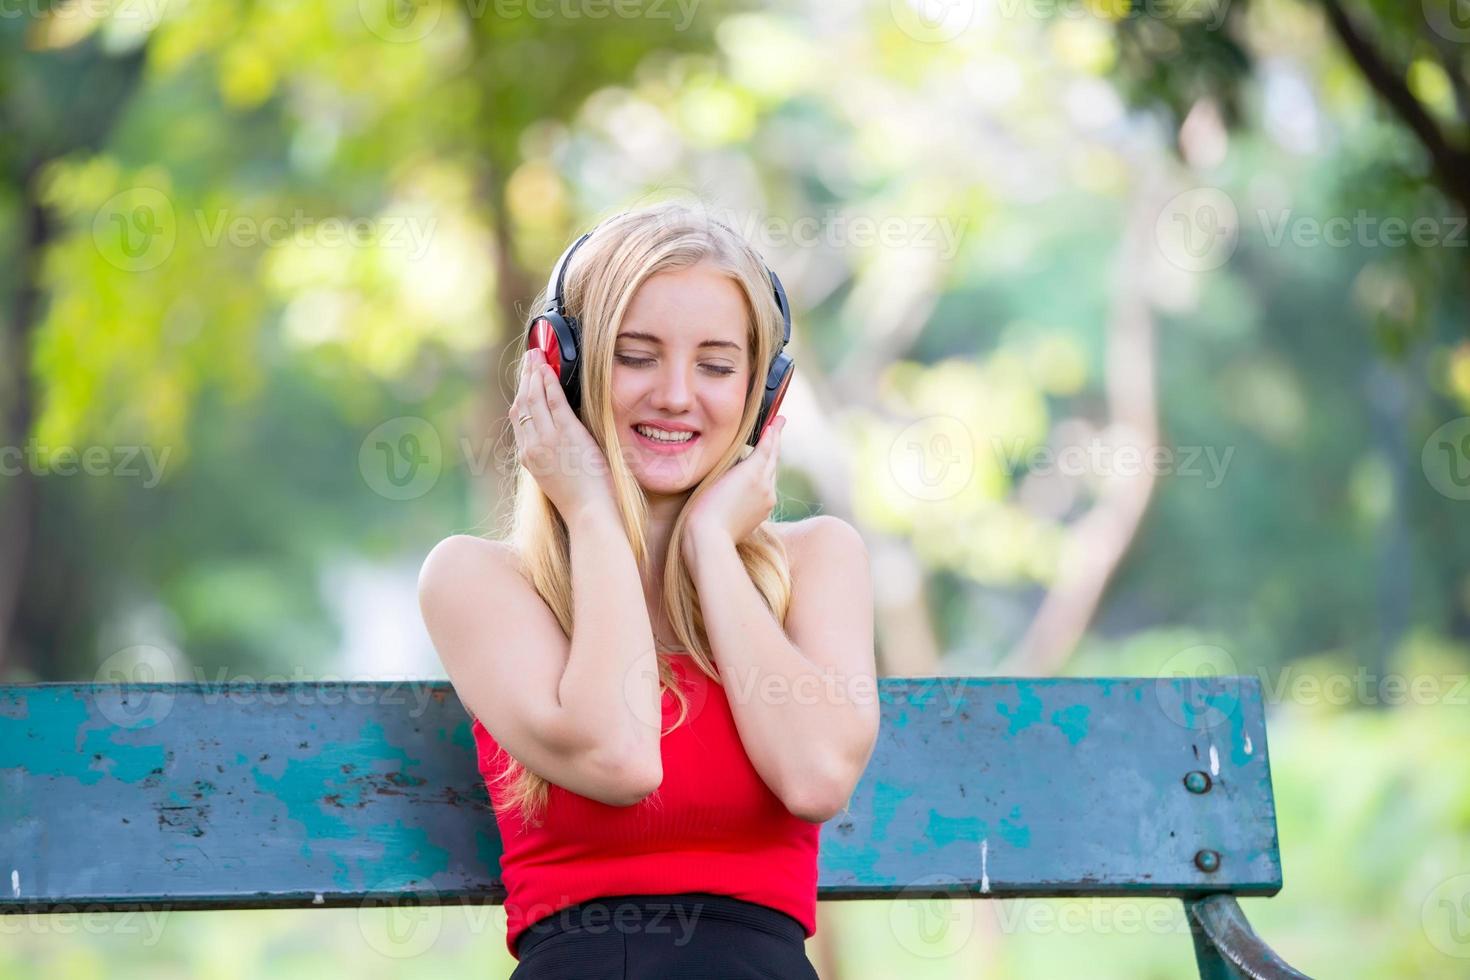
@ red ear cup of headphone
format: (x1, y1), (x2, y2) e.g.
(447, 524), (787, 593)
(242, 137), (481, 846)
(526, 311), (582, 415)
(750, 354), (794, 447)
(528, 316), (563, 379)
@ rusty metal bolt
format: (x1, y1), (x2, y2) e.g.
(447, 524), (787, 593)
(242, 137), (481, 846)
(1194, 849), (1221, 873)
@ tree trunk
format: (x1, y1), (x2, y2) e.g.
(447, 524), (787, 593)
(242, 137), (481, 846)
(0, 163), (44, 681)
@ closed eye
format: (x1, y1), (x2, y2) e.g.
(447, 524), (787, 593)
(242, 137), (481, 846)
(615, 354), (735, 376)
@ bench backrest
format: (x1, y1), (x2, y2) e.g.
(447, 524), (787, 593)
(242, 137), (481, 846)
(0, 676), (1280, 910)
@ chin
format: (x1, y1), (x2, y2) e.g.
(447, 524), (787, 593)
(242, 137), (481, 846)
(632, 464), (706, 496)
(619, 431), (723, 491)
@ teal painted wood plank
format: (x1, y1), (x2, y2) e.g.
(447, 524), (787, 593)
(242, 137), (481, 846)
(0, 677), (1280, 911)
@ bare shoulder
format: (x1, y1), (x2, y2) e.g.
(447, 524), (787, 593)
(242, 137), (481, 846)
(772, 515), (868, 575)
(416, 535), (563, 730)
(418, 535), (527, 600)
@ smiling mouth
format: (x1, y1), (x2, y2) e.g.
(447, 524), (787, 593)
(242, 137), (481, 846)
(630, 425), (702, 452)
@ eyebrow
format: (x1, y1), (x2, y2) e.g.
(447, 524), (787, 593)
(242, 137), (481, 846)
(616, 331), (742, 352)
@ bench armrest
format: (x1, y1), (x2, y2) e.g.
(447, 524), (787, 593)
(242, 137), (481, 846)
(1186, 895), (1312, 980)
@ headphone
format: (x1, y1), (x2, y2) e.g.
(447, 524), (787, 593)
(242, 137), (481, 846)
(526, 225), (794, 448)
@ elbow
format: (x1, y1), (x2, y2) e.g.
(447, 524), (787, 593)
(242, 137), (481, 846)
(781, 737), (876, 824)
(592, 742), (663, 807)
(613, 764), (663, 807)
(783, 789), (846, 825)
(780, 773), (850, 824)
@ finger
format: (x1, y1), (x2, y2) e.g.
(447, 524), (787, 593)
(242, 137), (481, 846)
(535, 365), (562, 428)
(514, 352), (534, 407)
(508, 386), (525, 429)
(540, 363), (573, 421)
(512, 354), (542, 434)
(510, 398), (532, 453)
(527, 357), (554, 440)
(760, 416), (782, 456)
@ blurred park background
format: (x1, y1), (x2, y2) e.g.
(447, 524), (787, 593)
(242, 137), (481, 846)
(4, 0), (1470, 976)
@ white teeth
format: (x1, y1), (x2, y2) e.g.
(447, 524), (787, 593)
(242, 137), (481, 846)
(635, 425), (695, 443)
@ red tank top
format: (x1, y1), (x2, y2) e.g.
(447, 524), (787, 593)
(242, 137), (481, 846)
(471, 653), (821, 960)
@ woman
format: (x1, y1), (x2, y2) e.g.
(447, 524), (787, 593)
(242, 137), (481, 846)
(418, 202), (879, 979)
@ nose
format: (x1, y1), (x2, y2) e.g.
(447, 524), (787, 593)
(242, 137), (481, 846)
(649, 362), (694, 413)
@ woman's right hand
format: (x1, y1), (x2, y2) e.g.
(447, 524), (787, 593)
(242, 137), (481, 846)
(510, 347), (618, 525)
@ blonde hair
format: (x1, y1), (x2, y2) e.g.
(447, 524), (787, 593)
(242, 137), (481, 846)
(488, 201), (794, 825)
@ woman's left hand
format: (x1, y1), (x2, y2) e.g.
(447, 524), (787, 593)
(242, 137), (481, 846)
(683, 416), (786, 559)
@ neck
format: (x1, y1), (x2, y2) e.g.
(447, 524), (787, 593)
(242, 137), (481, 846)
(641, 487), (693, 651)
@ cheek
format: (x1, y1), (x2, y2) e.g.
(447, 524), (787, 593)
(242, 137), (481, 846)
(717, 372), (754, 424)
(716, 388), (748, 427)
(609, 377), (638, 420)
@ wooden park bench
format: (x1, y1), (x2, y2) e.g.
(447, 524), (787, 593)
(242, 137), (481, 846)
(1, 673), (1311, 978)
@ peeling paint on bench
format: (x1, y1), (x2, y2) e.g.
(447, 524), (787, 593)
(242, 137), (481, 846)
(1, 675), (1311, 976)
(0, 676), (1280, 910)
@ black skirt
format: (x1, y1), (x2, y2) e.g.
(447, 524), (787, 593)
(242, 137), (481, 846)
(509, 891), (821, 980)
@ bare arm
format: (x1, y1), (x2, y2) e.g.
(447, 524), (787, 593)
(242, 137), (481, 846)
(684, 516), (879, 823)
(555, 504), (665, 781)
(417, 509), (664, 805)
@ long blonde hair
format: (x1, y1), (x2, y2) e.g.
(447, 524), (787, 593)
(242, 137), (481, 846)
(488, 201), (795, 825)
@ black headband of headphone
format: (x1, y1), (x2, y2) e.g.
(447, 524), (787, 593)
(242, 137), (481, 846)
(541, 227), (792, 349)
(528, 216), (795, 447)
